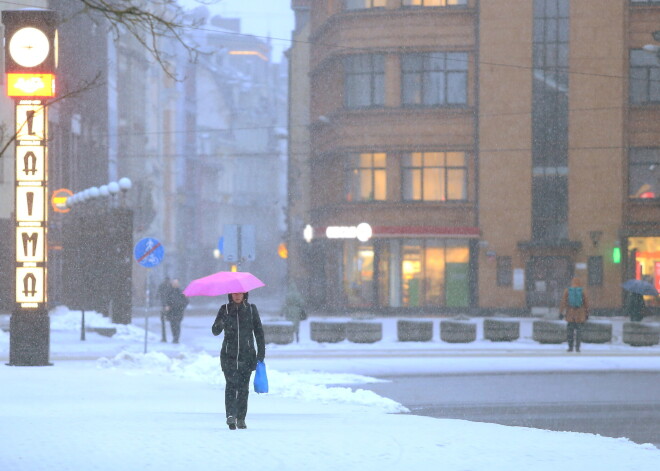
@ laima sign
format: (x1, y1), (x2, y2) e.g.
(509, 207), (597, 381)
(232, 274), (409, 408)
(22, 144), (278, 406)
(2, 9), (58, 311)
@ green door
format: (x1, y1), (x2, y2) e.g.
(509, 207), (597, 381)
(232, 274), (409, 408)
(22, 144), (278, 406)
(446, 263), (469, 307)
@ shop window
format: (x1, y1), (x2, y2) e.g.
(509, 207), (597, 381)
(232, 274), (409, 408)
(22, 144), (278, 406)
(344, 243), (375, 307)
(629, 148), (660, 199)
(345, 152), (387, 201)
(345, 0), (386, 10)
(630, 49), (660, 104)
(588, 256), (603, 286)
(344, 54), (385, 108)
(401, 239), (469, 307)
(402, 52), (468, 106)
(402, 151), (467, 201)
(402, 0), (467, 6)
(497, 256), (513, 286)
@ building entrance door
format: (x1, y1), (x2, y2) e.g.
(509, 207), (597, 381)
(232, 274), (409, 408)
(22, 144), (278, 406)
(526, 256), (572, 308)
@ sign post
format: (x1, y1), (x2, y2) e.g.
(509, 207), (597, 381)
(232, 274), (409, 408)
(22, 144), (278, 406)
(134, 237), (164, 354)
(3, 9), (58, 366)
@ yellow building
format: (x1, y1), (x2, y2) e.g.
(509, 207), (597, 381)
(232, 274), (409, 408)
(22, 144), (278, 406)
(288, 0), (660, 315)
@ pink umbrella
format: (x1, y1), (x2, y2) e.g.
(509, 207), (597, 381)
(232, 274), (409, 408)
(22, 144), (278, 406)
(183, 271), (265, 297)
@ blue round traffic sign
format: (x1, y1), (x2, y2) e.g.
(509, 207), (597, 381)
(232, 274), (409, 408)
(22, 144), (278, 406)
(134, 237), (164, 268)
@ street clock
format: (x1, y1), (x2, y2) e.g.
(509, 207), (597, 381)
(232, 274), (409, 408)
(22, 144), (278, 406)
(2, 9), (58, 74)
(9, 27), (51, 68)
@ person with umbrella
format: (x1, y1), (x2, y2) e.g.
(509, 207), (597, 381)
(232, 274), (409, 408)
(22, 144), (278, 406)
(212, 291), (265, 430)
(559, 277), (589, 353)
(621, 279), (656, 322)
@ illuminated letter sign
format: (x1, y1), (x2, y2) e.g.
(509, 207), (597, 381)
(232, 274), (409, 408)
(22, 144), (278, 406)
(15, 267), (45, 304)
(16, 102), (45, 141)
(16, 227), (45, 263)
(15, 145), (45, 181)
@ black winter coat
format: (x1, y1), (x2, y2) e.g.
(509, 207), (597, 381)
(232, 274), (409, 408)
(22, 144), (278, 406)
(212, 301), (265, 372)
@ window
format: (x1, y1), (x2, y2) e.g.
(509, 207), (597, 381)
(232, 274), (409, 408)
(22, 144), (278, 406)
(345, 0), (386, 11)
(497, 256), (513, 286)
(629, 148), (660, 199)
(345, 152), (387, 201)
(344, 54), (385, 108)
(402, 0), (467, 6)
(630, 0), (660, 4)
(402, 52), (468, 106)
(588, 256), (603, 286)
(402, 151), (467, 201)
(630, 49), (660, 104)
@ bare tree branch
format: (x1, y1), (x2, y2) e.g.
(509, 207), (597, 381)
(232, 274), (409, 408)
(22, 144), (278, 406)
(0, 72), (104, 159)
(76, 0), (209, 79)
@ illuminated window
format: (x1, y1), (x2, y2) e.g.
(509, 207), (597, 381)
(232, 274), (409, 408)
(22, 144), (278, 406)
(344, 54), (385, 108)
(344, 243), (375, 307)
(630, 49), (660, 104)
(402, 52), (468, 106)
(402, 0), (467, 6)
(629, 148), (660, 199)
(345, 153), (387, 201)
(345, 0), (386, 10)
(402, 151), (467, 201)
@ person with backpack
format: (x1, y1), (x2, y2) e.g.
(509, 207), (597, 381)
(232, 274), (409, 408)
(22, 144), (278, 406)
(211, 292), (265, 430)
(559, 277), (590, 352)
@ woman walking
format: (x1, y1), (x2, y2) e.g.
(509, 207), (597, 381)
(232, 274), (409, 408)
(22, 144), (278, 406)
(212, 292), (265, 430)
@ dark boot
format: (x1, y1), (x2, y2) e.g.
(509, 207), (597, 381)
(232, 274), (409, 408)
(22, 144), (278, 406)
(227, 416), (236, 430)
(237, 419), (247, 429)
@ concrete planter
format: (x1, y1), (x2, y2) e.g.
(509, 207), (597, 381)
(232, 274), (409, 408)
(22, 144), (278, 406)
(581, 321), (612, 344)
(440, 320), (476, 343)
(346, 321), (382, 344)
(533, 320), (566, 344)
(262, 322), (294, 345)
(623, 322), (660, 347)
(310, 321), (346, 343)
(484, 319), (520, 342)
(397, 320), (433, 342)
(85, 327), (117, 337)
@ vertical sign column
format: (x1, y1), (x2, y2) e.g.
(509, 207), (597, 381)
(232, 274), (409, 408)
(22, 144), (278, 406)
(9, 99), (51, 366)
(15, 100), (48, 308)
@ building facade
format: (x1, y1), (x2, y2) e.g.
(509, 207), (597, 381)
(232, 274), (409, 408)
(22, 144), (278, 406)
(288, 0), (660, 315)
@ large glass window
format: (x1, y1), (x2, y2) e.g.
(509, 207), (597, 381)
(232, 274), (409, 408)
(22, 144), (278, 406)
(402, 151), (467, 201)
(629, 148), (660, 199)
(345, 0), (386, 10)
(345, 152), (387, 201)
(402, 0), (468, 7)
(630, 49), (660, 104)
(402, 52), (468, 106)
(344, 54), (385, 108)
(343, 244), (375, 307)
(532, 0), (569, 240)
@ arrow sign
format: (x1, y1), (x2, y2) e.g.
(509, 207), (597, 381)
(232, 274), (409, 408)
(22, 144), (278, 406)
(134, 237), (164, 268)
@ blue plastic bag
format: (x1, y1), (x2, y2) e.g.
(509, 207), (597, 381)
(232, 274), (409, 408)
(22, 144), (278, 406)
(254, 361), (269, 393)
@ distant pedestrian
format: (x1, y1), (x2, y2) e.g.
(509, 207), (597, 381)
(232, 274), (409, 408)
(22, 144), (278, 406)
(158, 277), (172, 342)
(212, 292), (266, 430)
(164, 279), (188, 343)
(624, 291), (646, 322)
(282, 282), (306, 343)
(559, 277), (589, 353)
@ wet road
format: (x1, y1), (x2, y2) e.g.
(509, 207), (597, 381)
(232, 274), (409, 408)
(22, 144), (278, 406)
(358, 371), (660, 447)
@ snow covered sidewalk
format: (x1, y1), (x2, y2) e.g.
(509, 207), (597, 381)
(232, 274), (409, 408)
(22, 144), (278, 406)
(1, 307), (660, 470)
(1, 352), (659, 471)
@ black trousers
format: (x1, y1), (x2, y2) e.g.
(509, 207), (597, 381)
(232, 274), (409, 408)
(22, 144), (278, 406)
(170, 319), (182, 342)
(223, 365), (252, 420)
(567, 322), (584, 350)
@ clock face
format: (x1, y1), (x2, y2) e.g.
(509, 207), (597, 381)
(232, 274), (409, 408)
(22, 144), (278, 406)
(9, 27), (50, 68)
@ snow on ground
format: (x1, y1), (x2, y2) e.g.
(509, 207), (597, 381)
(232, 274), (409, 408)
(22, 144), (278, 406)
(1, 307), (659, 470)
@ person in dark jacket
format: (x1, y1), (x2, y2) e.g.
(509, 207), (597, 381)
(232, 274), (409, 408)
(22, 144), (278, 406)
(212, 292), (265, 430)
(624, 291), (646, 322)
(164, 279), (188, 344)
